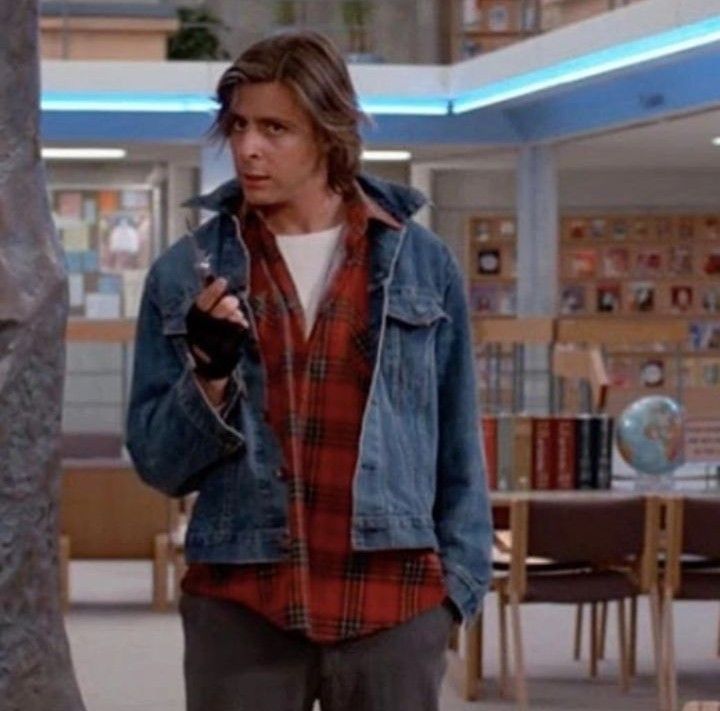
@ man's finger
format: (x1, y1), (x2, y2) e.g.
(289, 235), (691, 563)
(195, 277), (228, 311)
(210, 295), (240, 319)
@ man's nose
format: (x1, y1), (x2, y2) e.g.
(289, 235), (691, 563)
(236, 128), (263, 160)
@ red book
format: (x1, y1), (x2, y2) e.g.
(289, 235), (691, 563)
(531, 417), (554, 490)
(555, 417), (577, 490)
(480, 415), (498, 490)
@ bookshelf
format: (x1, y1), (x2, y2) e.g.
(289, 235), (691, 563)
(466, 211), (720, 417)
(466, 214), (518, 317)
(455, 0), (540, 59)
(558, 213), (720, 409)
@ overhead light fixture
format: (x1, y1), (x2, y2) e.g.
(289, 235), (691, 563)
(362, 150), (412, 162)
(452, 15), (720, 113)
(713, 137), (720, 146)
(41, 92), (217, 114)
(42, 147), (127, 160)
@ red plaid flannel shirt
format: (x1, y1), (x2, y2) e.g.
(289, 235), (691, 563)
(182, 194), (446, 642)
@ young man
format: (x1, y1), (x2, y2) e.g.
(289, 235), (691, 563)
(127, 30), (491, 711)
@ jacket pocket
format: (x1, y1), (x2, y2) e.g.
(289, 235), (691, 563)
(384, 289), (448, 409)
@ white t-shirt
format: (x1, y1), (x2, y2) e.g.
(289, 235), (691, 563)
(276, 224), (344, 337)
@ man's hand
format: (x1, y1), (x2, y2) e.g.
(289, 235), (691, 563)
(195, 277), (248, 329)
(185, 277), (250, 404)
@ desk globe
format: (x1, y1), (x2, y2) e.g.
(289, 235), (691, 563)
(616, 395), (685, 477)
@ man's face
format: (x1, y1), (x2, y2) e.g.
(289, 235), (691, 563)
(227, 81), (327, 209)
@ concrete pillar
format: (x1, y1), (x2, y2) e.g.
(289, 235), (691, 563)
(409, 162), (433, 230)
(167, 162), (198, 244)
(0, 2), (86, 709)
(516, 145), (559, 412)
(199, 143), (235, 224)
(516, 145), (559, 316)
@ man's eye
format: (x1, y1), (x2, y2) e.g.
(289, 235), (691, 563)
(265, 122), (286, 135)
(230, 118), (246, 132)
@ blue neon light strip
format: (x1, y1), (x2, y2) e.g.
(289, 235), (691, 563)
(40, 15), (720, 117)
(358, 96), (448, 116)
(41, 91), (449, 116)
(452, 14), (720, 113)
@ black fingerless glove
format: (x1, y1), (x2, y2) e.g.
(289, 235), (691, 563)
(185, 303), (248, 380)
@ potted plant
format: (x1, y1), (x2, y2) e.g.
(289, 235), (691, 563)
(167, 7), (229, 60)
(342, 0), (374, 59)
(274, 0), (298, 28)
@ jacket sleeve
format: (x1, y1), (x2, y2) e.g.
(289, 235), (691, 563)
(433, 249), (493, 620)
(125, 269), (245, 497)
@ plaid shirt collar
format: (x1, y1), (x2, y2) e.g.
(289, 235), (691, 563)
(237, 182), (402, 235)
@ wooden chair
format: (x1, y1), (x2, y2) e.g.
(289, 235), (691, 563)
(59, 460), (175, 611)
(661, 496), (720, 711)
(496, 495), (663, 709)
(169, 493), (196, 605)
(446, 502), (509, 701)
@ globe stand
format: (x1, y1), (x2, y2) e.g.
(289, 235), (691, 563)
(632, 471), (677, 492)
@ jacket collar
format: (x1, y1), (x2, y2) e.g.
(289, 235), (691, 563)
(183, 173), (426, 228)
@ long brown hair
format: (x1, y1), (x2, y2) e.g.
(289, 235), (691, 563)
(212, 30), (366, 200)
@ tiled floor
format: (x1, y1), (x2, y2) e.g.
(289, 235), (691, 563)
(65, 561), (720, 710)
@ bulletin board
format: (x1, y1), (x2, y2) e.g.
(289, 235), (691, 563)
(51, 185), (159, 319)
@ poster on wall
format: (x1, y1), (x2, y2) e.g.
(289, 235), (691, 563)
(52, 187), (154, 319)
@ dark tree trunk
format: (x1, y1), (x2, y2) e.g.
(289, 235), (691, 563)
(0, 2), (86, 709)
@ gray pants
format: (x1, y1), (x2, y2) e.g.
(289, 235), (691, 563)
(180, 593), (453, 711)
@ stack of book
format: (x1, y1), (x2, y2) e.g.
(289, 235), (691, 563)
(480, 414), (614, 490)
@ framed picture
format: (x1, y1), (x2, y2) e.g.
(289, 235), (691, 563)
(564, 218), (588, 241)
(596, 283), (622, 313)
(701, 286), (720, 314)
(603, 247), (630, 277)
(476, 248), (501, 276)
(670, 285), (694, 314)
(565, 249), (597, 278)
(560, 285), (586, 315)
(634, 248), (664, 277)
(470, 284), (498, 313)
(629, 282), (655, 313)
(639, 359), (665, 387)
(668, 245), (693, 275)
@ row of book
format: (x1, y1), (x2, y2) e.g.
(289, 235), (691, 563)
(480, 414), (614, 491)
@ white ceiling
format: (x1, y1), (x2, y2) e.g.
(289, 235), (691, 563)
(409, 108), (720, 171)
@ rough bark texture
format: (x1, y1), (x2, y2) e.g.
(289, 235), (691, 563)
(0, 2), (86, 709)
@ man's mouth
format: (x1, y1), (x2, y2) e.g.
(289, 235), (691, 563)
(243, 174), (270, 186)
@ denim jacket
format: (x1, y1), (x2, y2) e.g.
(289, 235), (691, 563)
(126, 174), (492, 619)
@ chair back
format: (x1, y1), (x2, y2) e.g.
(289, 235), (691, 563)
(681, 497), (720, 558)
(509, 495), (661, 598)
(665, 496), (720, 594)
